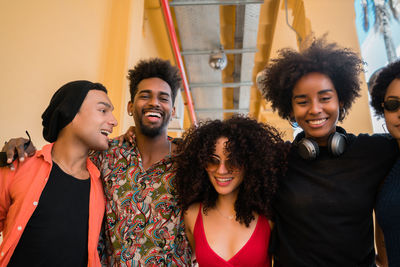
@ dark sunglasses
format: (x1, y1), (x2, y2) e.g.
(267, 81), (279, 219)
(382, 99), (400, 112)
(205, 156), (241, 173)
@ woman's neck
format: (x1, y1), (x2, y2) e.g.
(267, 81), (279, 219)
(214, 194), (238, 219)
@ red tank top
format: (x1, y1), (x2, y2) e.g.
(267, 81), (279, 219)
(193, 204), (271, 267)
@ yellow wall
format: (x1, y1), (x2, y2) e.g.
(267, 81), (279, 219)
(0, 0), (110, 148)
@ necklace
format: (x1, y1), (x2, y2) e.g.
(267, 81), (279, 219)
(53, 158), (88, 179)
(215, 206), (235, 220)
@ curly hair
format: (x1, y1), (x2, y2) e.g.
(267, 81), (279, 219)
(370, 60), (400, 117)
(260, 37), (364, 122)
(128, 58), (181, 104)
(174, 115), (290, 227)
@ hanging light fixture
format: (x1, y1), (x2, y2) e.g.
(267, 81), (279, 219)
(209, 46), (227, 70)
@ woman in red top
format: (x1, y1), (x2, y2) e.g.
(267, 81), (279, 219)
(174, 115), (289, 266)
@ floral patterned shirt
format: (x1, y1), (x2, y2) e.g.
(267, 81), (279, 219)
(91, 138), (191, 266)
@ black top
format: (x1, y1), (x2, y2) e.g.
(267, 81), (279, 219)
(8, 162), (90, 267)
(376, 157), (400, 266)
(271, 133), (398, 267)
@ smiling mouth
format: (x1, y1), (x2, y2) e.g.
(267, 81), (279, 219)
(215, 177), (233, 182)
(100, 130), (112, 136)
(144, 111), (162, 119)
(214, 176), (234, 187)
(307, 118), (327, 125)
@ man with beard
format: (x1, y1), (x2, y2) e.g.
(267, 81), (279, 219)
(92, 58), (191, 266)
(2, 59), (192, 266)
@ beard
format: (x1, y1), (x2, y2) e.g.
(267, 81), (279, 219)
(137, 112), (171, 137)
(140, 123), (166, 137)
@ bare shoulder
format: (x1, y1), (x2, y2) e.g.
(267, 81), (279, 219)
(186, 202), (201, 217)
(184, 202), (201, 232)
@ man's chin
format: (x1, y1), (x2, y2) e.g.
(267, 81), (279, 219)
(141, 125), (165, 138)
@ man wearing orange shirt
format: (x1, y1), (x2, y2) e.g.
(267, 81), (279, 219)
(0, 80), (117, 266)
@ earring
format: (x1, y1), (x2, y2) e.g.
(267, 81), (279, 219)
(339, 107), (346, 121)
(128, 112), (132, 116)
(289, 118), (299, 128)
(382, 123), (388, 133)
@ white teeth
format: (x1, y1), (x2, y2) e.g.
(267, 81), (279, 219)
(216, 177), (233, 182)
(308, 119), (326, 125)
(101, 130), (111, 136)
(145, 112), (161, 118)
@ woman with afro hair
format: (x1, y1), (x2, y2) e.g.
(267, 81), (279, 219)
(174, 115), (289, 267)
(370, 59), (400, 266)
(259, 37), (398, 266)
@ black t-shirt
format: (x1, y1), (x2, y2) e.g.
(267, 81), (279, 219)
(8, 162), (90, 267)
(271, 133), (398, 267)
(375, 157), (400, 266)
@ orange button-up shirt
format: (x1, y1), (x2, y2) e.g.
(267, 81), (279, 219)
(0, 143), (105, 267)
